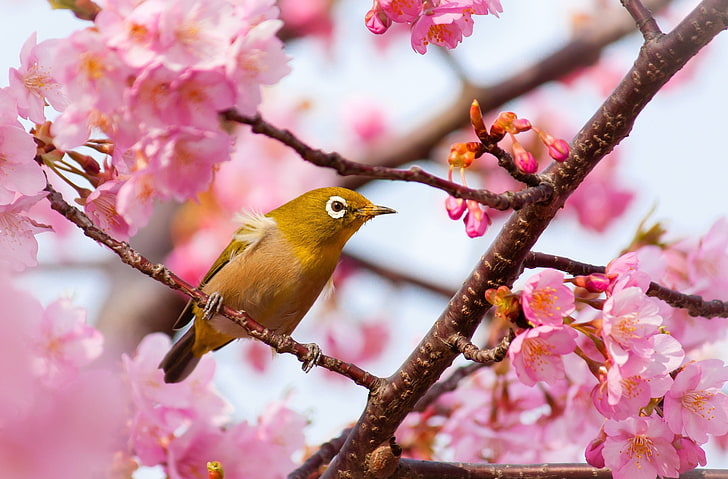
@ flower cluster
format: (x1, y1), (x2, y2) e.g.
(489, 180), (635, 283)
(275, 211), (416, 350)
(0, 277), (308, 479)
(488, 111), (570, 174)
(481, 245), (728, 479)
(5, 0), (290, 242)
(123, 333), (306, 479)
(365, 0), (503, 54)
(443, 104), (570, 238)
(0, 274), (127, 478)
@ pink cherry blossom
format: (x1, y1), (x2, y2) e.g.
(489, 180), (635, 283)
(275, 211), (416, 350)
(0, 277), (128, 478)
(585, 428), (607, 468)
(123, 333), (230, 432)
(605, 251), (652, 294)
(380, 0), (423, 23)
(226, 18), (291, 115)
(520, 269), (575, 326)
(129, 65), (236, 130)
(673, 435), (707, 472)
(0, 123), (46, 204)
(0, 193), (52, 271)
(564, 153), (634, 233)
(592, 367), (671, 419)
(664, 359), (728, 443)
(115, 170), (158, 230)
(84, 179), (135, 239)
(686, 217), (728, 298)
(139, 126), (232, 201)
(602, 416), (680, 479)
(8, 33), (68, 123)
(508, 325), (578, 386)
(32, 297), (104, 387)
(409, 0), (498, 54)
(51, 28), (132, 115)
(601, 287), (663, 374)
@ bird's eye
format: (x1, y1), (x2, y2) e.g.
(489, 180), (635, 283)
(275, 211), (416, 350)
(326, 196), (348, 219)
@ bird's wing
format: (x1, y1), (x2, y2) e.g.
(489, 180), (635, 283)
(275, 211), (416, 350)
(172, 212), (276, 330)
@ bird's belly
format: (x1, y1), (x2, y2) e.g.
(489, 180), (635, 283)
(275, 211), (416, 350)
(202, 248), (333, 339)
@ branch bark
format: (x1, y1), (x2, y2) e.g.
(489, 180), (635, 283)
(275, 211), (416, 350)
(322, 1), (728, 477)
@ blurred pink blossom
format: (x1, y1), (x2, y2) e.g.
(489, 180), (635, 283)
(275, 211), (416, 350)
(0, 193), (52, 271)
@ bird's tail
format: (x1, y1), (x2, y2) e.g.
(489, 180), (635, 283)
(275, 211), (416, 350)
(159, 328), (201, 383)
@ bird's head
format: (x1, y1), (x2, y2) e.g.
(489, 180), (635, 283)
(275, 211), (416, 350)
(270, 187), (396, 256)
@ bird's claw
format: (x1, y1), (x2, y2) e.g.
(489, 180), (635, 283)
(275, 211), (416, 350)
(301, 343), (322, 373)
(202, 291), (223, 321)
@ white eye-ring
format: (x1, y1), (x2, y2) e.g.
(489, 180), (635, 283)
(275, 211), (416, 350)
(326, 196), (348, 219)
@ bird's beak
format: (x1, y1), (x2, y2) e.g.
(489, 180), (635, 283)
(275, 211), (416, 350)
(356, 204), (397, 219)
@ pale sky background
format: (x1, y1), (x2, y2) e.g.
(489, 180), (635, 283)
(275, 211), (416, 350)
(1, 0), (727, 472)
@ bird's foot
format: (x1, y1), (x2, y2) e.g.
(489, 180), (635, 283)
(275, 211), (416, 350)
(202, 291), (223, 321)
(301, 343), (322, 373)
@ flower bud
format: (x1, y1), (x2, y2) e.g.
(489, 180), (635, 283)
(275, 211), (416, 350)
(463, 200), (490, 237)
(485, 285), (522, 322)
(469, 99), (488, 138)
(512, 141), (537, 174)
(365, 6), (392, 34)
(574, 273), (610, 293)
(511, 118), (532, 133)
(445, 196), (466, 220)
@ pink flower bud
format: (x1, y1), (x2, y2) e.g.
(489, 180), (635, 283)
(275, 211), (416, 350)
(574, 273), (610, 293)
(547, 137), (570, 161)
(511, 118), (532, 133)
(463, 200), (490, 237)
(445, 196), (466, 220)
(512, 142), (537, 174)
(365, 7), (392, 34)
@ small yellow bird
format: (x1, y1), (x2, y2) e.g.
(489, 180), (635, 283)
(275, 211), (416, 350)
(159, 187), (395, 383)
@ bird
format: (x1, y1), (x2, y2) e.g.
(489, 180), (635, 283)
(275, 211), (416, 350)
(159, 187), (396, 383)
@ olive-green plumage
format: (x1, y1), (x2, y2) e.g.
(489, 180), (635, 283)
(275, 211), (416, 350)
(159, 187), (395, 383)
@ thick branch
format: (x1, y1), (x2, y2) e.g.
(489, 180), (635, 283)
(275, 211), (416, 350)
(525, 252), (728, 318)
(43, 184), (383, 390)
(391, 461), (726, 478)
(323, 2), (728, 477)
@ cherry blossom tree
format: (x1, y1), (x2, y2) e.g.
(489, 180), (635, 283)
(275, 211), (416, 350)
(1, 0), (728, 478)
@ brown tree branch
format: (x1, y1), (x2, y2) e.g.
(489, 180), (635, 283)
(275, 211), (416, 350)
(524, 252), (728, 318)
(390, 461), (726, 478)
(43, 183), (384, 390)
(449, 330), (514, 364)
(322, 1), (728, 477)
(622, 0), (663, 39)
(223, 109), (553, 211)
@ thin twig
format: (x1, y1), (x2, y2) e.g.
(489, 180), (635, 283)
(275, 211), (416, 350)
(223, 110), (554, 211)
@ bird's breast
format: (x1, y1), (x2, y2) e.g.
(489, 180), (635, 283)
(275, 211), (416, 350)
(202, 229), (338, 338)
